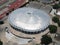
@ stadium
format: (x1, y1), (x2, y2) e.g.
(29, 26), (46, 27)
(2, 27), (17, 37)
(8, 7), (50, 34)
(1, 0), (60, 45)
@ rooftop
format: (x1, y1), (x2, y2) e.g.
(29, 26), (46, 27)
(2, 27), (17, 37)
(8, 7), (50, 32)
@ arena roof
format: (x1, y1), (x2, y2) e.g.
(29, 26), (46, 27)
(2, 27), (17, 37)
(8, 7), (50, 32)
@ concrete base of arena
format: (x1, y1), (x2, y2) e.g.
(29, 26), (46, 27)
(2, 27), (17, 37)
(5, 25), (49, 44)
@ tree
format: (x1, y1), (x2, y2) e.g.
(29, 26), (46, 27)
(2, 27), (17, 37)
(41, 35), (52, 45)
(0, 21), (4, 25)
(56, 0), (59, 1)
(0, 40), (3, 45)
(6, 13), (9, 16)
(29, 0), (34, 1)
(52, 16), (59, 23)
(58, 21), (60, 27)
(52, 4), (60, 9)
(48, 25), (58, 45)
(48, 25), (57, 34)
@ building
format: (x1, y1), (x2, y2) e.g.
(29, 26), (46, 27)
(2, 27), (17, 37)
(6, 7), (50, 44)
(8, 7), (50, 34)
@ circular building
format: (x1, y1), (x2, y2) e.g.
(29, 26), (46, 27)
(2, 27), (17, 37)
(8, 7), (50, 34)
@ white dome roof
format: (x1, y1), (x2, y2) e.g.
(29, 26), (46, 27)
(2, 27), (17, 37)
(8, 7), (50, 32)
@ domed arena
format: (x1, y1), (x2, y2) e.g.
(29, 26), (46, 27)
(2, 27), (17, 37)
(1, 0), (60, 45)
(8, 7), (50, 34)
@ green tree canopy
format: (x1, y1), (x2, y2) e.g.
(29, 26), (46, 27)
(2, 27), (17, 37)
(0, 20), (4, 25)
(0, 40), (3, 45)
(58, 21), (60, 27)
(56, 0), (59, 1)
(52, 4), (60, 9)
(48, 25), (57, 33)
(41, 35), (52, 45)
(52, 16), (59, 23)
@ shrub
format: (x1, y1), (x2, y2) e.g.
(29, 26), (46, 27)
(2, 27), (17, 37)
(52, 16), (59, 23)
(48, 25), (57, 33)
